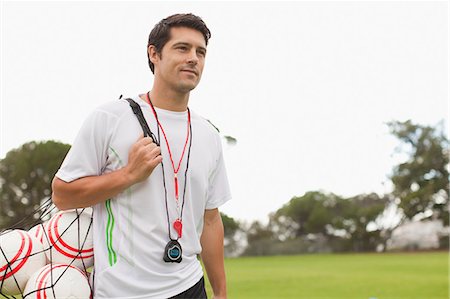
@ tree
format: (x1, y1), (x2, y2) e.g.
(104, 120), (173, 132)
(0, 141), (70, 230)
(330, 193), (388, 251)
(388, 120), (449, 225)
(269, 191), (388, 253)
(220, 212), (242, 256)
(271, 191), (338, 238)
(241, 220), (276, 256)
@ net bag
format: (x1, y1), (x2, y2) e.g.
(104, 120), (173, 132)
(0, 198), (93, 299)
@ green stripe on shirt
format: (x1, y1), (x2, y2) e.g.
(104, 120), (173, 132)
(105, 199), (117, 266)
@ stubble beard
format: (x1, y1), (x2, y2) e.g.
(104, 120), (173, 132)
(175, 76), (200, 94)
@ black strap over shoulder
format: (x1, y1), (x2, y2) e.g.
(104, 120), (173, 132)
(123, 97), (159, 145)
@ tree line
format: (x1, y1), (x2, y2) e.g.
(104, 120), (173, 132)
(222, 120), (448, 256)
(0, 120), (448, 256)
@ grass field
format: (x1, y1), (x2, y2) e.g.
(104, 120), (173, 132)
(205, 251), (448, 299)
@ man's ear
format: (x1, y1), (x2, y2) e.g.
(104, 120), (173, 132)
(148, 45), (160, 65)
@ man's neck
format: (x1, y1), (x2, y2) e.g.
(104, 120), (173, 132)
(141, 86), (190, 112)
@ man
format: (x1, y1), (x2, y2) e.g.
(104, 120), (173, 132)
(52, 13), (231, 299)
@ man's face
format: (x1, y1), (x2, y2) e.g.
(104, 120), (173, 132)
(150, 27), (207, 93)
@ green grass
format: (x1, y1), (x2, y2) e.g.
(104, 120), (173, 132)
(204, 251), (448, 299)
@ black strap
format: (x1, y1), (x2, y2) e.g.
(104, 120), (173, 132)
(123, 97), (159, 145)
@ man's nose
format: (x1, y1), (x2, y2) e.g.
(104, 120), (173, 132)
(186, 49), (199, 65)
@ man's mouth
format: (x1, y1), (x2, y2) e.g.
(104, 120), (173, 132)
(181, 69), (198, 76)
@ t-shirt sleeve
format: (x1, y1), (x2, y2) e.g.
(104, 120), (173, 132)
(205, 134), (232, 210)
(56, 109), (116, 183)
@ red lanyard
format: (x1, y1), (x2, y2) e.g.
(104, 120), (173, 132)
(145, 93), (191, 238)
(146, 93), (191, 201)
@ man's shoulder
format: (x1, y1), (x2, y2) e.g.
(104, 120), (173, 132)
(91, 96), (138, 120)
(191, 111), (221, 135)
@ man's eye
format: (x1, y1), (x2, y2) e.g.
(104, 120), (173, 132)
(178, 47), (188, 51)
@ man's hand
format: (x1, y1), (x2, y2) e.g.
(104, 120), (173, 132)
(52, 134), (163, 210)
(124, 134), (163, 184)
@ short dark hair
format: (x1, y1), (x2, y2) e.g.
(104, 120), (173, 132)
(147, 13), (211, 74)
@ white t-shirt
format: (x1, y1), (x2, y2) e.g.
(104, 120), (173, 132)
(56, 95), (232, 299)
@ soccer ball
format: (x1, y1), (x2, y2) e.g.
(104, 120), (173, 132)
(29, 221), (51, 251)
(0, 230), (46, 295)
(29, 222), (48, 245)
(23, 263), (91, 299)
(65, 207), (93, 218)
(45, 210), (94, 270)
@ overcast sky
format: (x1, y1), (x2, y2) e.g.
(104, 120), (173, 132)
(1, 1), (448, 223)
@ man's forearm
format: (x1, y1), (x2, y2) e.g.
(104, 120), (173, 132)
(52, 136), (162, 210)
(200, 209), (227, 298)
(51, 167), (134, 210)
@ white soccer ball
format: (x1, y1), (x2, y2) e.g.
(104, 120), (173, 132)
(45, 210), (94, 269)
(29, 223), (46, 244)
(65, 207), (93, 218)
(23, 263), (91, 299)
(79, 207), (93, 218)
(29, 222), (51, 247)
(0, 230), (47, 295)
(29, 222), (51, 264)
